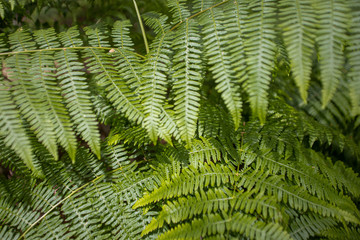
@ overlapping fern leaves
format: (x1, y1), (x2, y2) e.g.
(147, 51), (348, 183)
(0, 0), (360, 239)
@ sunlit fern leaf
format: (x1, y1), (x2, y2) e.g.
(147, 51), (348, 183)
(279, 0), (316, 102)
(54, 49), (101, 158)
(199, 7), (242, 129)
(289, 214), (337, 240)
(84, 47), (144, 124)
(348, 1), (360, 116)
(0, 86), (35, 173)
(31, 31), (78, 160)
(157, 212), (291, 240)
(142, 188), (284, 236)
(172, 19), (203, 144)
(222, 0), (248, 86)
(141, 13), (172, 142)
(167, 0), (190, 23)
(316, 0), (350, 108)
(244, 0), (277, 123)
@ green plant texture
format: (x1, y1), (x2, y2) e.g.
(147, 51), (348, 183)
(0, 0), (359, 239)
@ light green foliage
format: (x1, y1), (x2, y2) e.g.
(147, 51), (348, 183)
(0, 0), (359, 239)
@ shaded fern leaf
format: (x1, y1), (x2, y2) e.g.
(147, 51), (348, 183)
(0, 85), (35, 173)
(289, 214), (337, 240)
(280, 0), (316, 102)
(316, 0), (350, 108)
(199, 7), (242, 129)
(244, 0), (277, 123)
(6, 53), (58, 160)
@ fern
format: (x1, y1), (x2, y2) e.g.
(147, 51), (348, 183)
(243, 0), (277, 123)
(0, 1), (360, 239)
(280, 0), (316, 102)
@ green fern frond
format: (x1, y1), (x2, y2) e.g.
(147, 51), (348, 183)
(348, 2), (360, 116)
(168, 0), (190, 23)
(244, 0), (277, 123)
(133, 162), (238, 208)
(143, 188), (284, 236)
(321, 226), (360, 240)
(289, 214), (337, 240)
(238, 172), (360, 224)
(199, 7), (242, 129)
(0, 85), (35, 172)
(141, 14), (172, 142)
(158, 106), (181, 144)
(172, 19), (203, 144)
(55, 49), (100, 158)
(157, 212), (291, 240)
(280, 0), (316, 102)
(316, 0), (350, 108)
(112, 20), (134, 51)
(6, 53), (58, 160)
(84, 47), (144, 124)
(30, 42), (77, 161)
(58, 26), (84, 47)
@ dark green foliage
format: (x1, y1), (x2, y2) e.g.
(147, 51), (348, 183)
(0, 0), (359, 239)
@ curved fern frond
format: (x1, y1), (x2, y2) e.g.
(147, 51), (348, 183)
(280, 0), (316, 102)
(243, 0), (277, 123)
(316, 0), (350, 108)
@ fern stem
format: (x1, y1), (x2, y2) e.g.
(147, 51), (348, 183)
(133, 0), (149, 54)
(0, 46), (146, 59)
(18, 167), (123, 239)
(169, 0), (229, 32)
